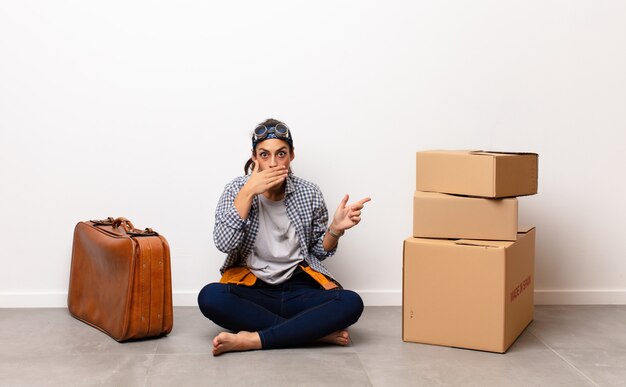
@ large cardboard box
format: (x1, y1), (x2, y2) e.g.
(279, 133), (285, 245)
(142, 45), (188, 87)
(402, 227), (535, 353)
(413, 191), (518, 241)
(416, 150), (538, 198)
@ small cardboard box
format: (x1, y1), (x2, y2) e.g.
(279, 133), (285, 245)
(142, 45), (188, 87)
(416, 150), (538, 198)
(402, 227), (535, 353)
(413, 191), (518, 241)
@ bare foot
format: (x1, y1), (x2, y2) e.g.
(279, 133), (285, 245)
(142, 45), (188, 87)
(212, 331), (262, 356)
(316, 330), (350, 346)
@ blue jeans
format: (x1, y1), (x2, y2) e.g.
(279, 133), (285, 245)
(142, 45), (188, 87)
(197, 270), (364, 349)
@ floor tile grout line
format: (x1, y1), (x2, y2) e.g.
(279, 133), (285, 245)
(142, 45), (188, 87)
(354, 351), (375, 387)
(143, 352), (156, 387)
(143, 339), (160, 387)
(144, 339), (163, 386)
(529, 330), (599, 387)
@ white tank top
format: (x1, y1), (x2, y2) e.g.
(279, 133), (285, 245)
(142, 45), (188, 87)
(247, 194), (303, 284)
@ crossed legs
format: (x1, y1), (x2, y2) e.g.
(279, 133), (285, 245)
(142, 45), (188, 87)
(198, 279), (363, 356)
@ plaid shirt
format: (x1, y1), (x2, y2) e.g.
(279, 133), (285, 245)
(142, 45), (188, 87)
(214, 173), (338, 280)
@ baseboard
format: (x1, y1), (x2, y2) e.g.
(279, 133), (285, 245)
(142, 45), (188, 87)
(0, 292), (68, 308)
(2, 290), (626, 308)
(534, 289), (626, 305)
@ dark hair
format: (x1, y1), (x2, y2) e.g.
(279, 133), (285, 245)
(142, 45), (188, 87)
(244, 118), (294, 175)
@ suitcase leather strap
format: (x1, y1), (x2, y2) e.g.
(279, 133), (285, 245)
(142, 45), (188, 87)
(135, 237), (165, 337)
(90, 217), (159, 236)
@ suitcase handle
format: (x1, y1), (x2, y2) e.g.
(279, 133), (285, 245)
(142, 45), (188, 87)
(113, 217), (135, 232)
(90, 217), (115, 226)
(112, 217), (159, 236)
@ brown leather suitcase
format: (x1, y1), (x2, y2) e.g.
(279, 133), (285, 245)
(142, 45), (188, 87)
(68, 217), (173, 341)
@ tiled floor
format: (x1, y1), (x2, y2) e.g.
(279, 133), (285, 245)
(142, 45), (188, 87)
(1, 306), (624, 386)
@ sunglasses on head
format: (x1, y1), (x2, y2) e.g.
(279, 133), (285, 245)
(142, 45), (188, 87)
(253, 124), (291, 142)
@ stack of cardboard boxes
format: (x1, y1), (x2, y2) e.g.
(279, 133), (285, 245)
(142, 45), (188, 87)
(403, 150), (539, 353)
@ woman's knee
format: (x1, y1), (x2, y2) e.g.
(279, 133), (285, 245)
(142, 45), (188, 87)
(197, 282), (227, 319)
(339, 290), (364, 324)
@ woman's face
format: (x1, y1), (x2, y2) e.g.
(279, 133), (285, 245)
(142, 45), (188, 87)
(252, 139), (295, 172)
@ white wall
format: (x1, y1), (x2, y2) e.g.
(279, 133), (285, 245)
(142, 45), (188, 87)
(1, 1), (625, 307)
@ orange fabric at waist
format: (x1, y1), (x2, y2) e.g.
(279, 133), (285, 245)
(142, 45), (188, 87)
(219, 265), (338, 290)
